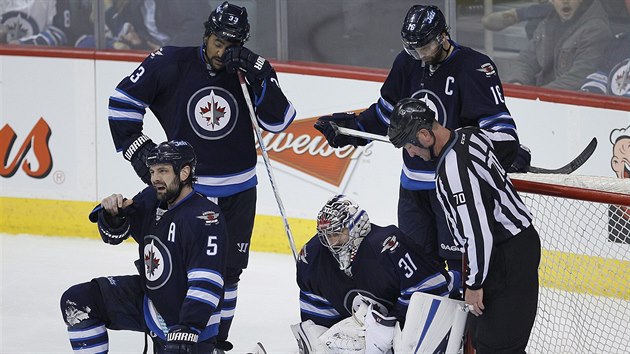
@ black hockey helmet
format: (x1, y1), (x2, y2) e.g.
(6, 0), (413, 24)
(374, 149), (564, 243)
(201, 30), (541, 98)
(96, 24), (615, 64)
(204, 1), (250, 44)
(401, 5), (448, 53)
(388, 98), (436, 148)
(146, 140), (197, 178)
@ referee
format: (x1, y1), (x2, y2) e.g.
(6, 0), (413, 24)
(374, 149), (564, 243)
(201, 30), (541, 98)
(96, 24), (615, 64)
(388, 98), (541, 353)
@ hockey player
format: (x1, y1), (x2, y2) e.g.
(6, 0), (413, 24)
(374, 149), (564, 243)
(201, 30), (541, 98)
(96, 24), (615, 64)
(60, 140), (229, 353)
(388, 98), (541, 354)
(292, 194), (460, 353)
(313, 5), (527, 281)
(107, 2), (296, 350)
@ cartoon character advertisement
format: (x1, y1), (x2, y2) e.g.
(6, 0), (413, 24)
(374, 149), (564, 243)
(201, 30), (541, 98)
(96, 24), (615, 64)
(608, 126), (630, 244)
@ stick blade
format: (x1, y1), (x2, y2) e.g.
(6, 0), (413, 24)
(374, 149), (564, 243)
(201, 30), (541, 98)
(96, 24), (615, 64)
(528, 137), (597, 174)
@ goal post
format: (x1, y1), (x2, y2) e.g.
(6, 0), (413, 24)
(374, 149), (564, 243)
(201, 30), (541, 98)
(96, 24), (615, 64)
(509, 173), (630, 354)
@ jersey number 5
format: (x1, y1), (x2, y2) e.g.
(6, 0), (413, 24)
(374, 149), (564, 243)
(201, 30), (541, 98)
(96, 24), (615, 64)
(207, 236), (218, 256)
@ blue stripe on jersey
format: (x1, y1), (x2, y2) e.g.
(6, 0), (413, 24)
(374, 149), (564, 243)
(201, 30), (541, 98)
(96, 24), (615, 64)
(110, 88), (150, 109)
(193, 174), (257, 197)
(254, 79), (267, 106)
(108, 116), (144, 123)
(376, 97), (393, 125)
(301, 290), (333, 305)
(188, 269), (224, 288)
(299, 299), (341, 319)
(400, 168), (437, 191)
(257, 102), (296, 132)
(186, 287), (221, 308)
(401, 273), (448, 296)
(477, 112), (511, 127)
(67, 323), (109, 353)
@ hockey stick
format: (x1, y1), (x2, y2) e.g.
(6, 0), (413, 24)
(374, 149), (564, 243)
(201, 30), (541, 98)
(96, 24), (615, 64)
(331, 123), (597, 175)
(238, 72), (299, 262)
(330, 122), (391, 143)
(526, 137), (597, 174)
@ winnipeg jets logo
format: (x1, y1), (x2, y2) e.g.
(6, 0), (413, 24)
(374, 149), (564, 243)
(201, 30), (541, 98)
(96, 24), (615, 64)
(143, 236), (172, 290)
(610, 59), (630, 96)
(2, 11), (37, 42)
(411, 91), (446, 126)
(381, 235), (400, 253)
(188, 87), (239, 140)
(477, 63), (496, 77)
(198, 91), (229, 130)
(197, 211), (220, 225)
(144, 239), (163, 279)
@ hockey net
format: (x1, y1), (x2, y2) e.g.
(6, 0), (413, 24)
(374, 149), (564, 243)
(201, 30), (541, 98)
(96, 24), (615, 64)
(509, 173), (630, 354)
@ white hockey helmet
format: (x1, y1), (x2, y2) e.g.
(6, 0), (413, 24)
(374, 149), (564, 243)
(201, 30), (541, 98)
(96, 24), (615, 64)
(316, 195), (371, 274)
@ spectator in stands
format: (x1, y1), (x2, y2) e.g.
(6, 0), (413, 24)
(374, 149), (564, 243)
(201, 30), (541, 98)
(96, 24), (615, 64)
(506, 0), (612, 91)
(581, 0), (630, 97)
(0, 0), (92, 47)
(482, 0), (552, 40)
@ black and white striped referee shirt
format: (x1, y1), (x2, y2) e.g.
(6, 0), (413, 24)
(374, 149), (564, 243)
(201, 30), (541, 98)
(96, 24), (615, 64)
(435, 127), (533, 289)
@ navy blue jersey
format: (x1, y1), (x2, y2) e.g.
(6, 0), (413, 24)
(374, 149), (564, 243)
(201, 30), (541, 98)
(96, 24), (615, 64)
(357, 43), (519, 190)
(581, 31), (630, 98)
(296, 224), (451, 328)
(118, 187), (228, 342)
(108, 46), (296, 197)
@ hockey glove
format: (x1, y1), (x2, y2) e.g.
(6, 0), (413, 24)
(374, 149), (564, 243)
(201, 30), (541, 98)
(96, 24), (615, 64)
(163, 325), (199, 354)
(223, 46), (272, 83)
(364, 304), (396, 354)
(97, 208), (130, 245)
(507, 144), (531, 173)
(314, 112), (368, 148)
(123, 134), (156, 185)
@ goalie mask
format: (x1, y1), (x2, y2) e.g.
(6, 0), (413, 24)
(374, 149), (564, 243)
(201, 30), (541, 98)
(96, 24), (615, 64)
(317, 195), (371, 275)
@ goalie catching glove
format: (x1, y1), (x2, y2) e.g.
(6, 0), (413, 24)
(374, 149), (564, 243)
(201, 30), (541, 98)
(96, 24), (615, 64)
(314, 112), (369, 148)
(123, 134), (156, 185)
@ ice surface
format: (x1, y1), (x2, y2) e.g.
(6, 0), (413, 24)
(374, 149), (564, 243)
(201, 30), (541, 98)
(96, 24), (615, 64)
(0, 234), (300, 353)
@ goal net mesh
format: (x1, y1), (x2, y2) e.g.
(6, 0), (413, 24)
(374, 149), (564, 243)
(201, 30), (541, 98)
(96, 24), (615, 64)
(509, 173), (630, 354)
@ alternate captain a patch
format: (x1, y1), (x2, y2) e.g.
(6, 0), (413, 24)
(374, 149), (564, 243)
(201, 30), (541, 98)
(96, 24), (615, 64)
(188, 87), (240, 140)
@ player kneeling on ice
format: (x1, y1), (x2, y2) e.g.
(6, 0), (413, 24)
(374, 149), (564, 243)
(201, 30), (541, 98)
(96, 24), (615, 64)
(291, 195), (467, 353)
(60, 140), (229, 353)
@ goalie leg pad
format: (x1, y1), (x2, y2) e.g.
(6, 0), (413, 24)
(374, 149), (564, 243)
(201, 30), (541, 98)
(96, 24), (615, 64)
(395, 292), (467, 354)
(291, 320), (329, 354)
